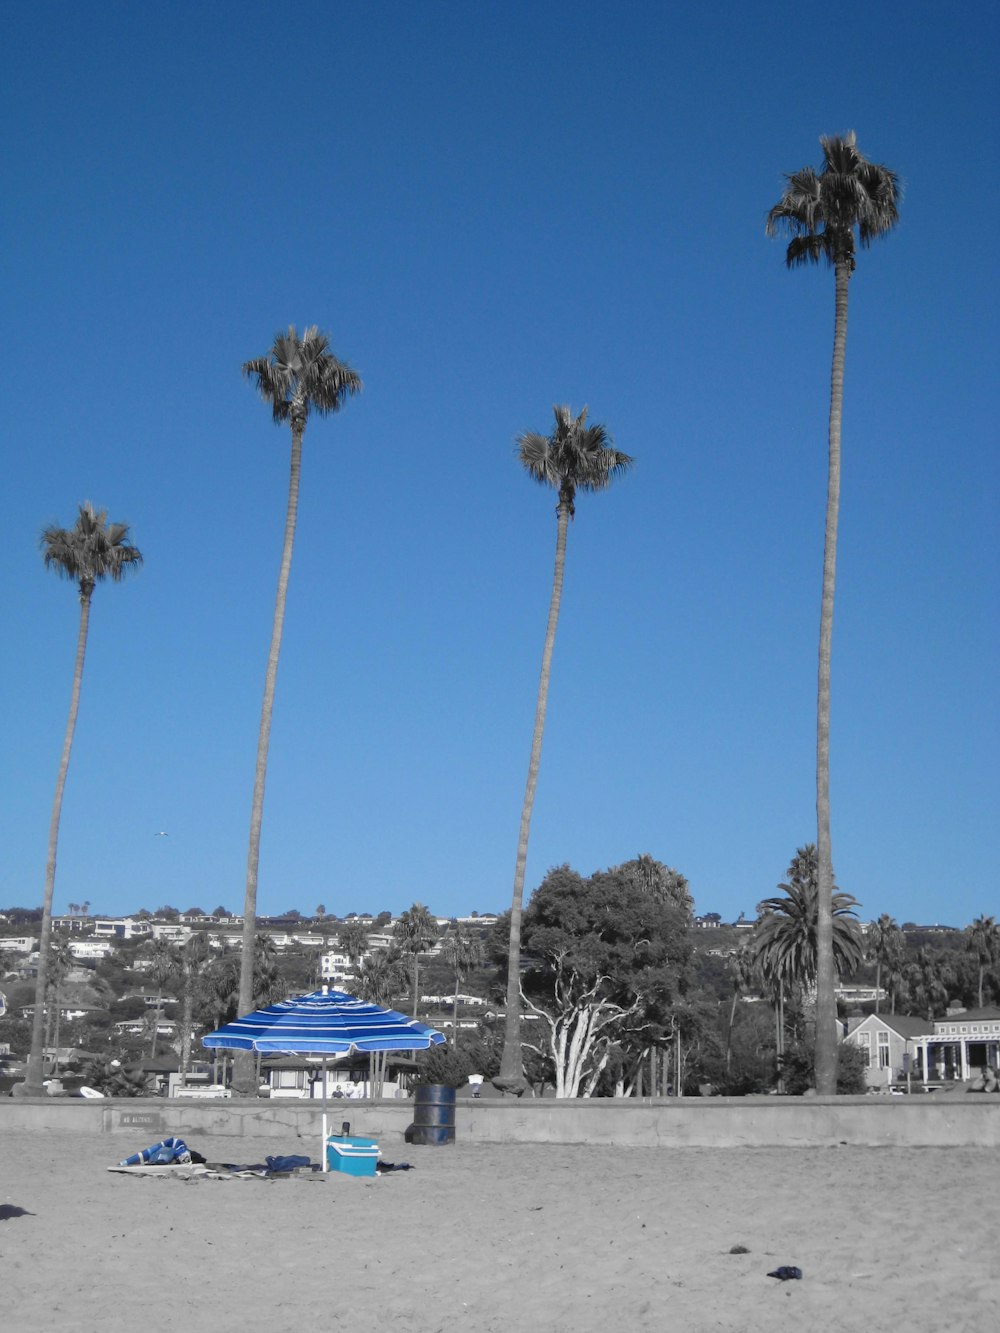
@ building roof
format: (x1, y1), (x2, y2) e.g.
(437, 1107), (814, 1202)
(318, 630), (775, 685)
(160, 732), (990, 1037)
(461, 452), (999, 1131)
(849, 1013), (932, 1039)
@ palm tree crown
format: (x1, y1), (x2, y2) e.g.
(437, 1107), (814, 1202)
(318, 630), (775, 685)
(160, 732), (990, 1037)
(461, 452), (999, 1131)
(751, 845), (864, 989)
(242, 324), (361, 427)
(41, 502), (143, 598)
(518, 405), (633, 516)
(765, 131), (900, 272)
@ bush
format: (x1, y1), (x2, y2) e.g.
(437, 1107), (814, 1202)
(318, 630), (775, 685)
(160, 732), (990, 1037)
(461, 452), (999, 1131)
(778, 1041), (868, 1095)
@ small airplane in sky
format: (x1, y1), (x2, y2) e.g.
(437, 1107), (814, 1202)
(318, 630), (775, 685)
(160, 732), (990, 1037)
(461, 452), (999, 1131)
(155, 831), (169, 837)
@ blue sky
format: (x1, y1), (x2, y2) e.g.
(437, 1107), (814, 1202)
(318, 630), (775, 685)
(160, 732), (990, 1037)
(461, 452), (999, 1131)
(2, 2), (996, 928)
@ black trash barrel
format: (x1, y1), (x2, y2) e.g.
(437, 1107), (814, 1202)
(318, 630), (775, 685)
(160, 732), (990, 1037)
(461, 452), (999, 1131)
(405, 1083), (456, 1145)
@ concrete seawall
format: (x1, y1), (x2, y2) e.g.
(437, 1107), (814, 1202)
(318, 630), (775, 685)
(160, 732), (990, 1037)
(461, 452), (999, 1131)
(2, 1095), (997, 1148)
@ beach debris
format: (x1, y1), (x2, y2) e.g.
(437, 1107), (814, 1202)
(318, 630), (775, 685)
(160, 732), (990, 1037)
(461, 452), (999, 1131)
(0, 1204), (35, 1220)
(767, 1266), (803, 1281)
(729, 1244), (750, 1254)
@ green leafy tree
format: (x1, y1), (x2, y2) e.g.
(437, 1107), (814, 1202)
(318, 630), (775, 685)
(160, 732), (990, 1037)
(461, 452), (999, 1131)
(500, 406), (633, 1093)
(20, 503), (142, 1097)
(393, 903), (439, 1017)
(966, 915), (1000, 1010)
(767, 134), (899, 1093)
(511, 861), (692, 1097)
(235, 326), (361, 1092)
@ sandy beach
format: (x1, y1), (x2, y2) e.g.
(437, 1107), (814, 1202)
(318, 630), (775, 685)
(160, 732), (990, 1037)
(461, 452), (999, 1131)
(2, 1129), (997, 1332)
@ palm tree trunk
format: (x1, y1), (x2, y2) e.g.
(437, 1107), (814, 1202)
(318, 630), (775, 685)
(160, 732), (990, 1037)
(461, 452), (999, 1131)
(21, 591), (92, 1097)
(498, 500), (570, 1092)
(874, 958), (882, 1015)
(180, 964), (194, 1081)
(411, 955), (419, 1019)
(814, 259), (850, 1096)
(726, 990), (739, 1072)
(235, 412), (304, 1093)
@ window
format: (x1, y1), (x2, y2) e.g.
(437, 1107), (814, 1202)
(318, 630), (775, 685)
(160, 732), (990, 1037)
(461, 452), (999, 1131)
(877, 1032), (890, 1069)
(856, 1032), (871, 1067)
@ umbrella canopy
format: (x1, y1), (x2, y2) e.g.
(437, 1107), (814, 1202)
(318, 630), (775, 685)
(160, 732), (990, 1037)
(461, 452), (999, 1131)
(201, 987), (446, 1056)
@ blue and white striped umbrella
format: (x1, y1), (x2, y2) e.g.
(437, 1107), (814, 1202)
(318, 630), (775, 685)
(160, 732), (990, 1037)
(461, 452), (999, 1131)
(201, 987), (446, 1056)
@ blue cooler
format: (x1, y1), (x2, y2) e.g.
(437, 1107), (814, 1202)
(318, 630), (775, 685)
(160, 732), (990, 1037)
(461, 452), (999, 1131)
(326, 1135), (380, 1177)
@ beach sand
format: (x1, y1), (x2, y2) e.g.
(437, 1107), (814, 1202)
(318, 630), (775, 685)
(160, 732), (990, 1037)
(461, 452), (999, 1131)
(2, 1129), (997, 1332)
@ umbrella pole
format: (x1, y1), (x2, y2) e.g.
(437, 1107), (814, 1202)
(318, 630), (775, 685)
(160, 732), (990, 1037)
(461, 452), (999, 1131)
(321, 1055), (329, 1173)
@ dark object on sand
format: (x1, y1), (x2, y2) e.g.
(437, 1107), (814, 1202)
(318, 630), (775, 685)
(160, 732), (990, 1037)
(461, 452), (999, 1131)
(0, 1204), (35, 1220)
(729, 1244), (750, 1254)
(767, 1266), (803, 1281)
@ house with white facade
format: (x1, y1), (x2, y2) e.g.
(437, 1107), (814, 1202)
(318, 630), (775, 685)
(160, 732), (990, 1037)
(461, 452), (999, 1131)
(844, 1014), (930, 1090)
(845, 1006), (1000, 1089)
(94, 919), (152, 941)
(68, 940), (115, 961)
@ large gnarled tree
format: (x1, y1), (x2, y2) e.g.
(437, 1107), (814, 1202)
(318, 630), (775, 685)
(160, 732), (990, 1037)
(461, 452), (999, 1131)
(766, 134), (899, 1093)
(18, 503), (142, 1097)
(498, 407), (633, 1093)
(236, 326), (361, 1091)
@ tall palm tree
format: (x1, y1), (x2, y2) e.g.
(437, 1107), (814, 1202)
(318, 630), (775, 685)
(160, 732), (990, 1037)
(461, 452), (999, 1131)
(766, 134), (899, 1093)
(393, 903), (438, 1018)
(498, 406), (633, 1092)
(235, 326), (361, 1091)
(443, 926), (485, 1046)
(966, 915), (1000, 1010)
(866, 913), (904, 1014)
(19, 503), (142, 1097)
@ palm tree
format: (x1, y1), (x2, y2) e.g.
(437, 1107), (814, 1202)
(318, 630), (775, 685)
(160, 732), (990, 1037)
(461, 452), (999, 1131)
(750, 845), (865, 997)
(354, 949), (408, 1006)
(393, 903), (438, 1018)
(144, 937), (178, 1058)
(904, 947), (952, 1022)
(179, 932), (212, 1080)
(19, 503), (142, 1097)
(966, 915), (1000, 1009)
(766, 134), (899, 1093)
(498, 405), (633, 1092)
(443, 926), (485, 1046)
(866, 913), (904, 1014)
(235, 326), (361, 1091)
(724, 945), (758, 1073)
(338, 920), (371, 973)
